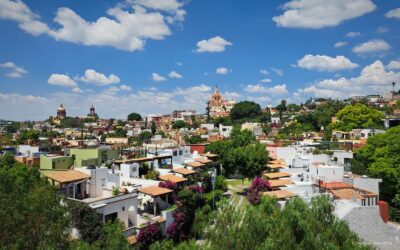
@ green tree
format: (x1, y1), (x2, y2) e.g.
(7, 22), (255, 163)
(0, 161), (71, 249)
(332, 104), (384, 131)
(127, 112), (142, 121)
(151, 120), (157, 135)
(140, 131), (153, 143)
(351, 126), (400, 204)
(172, 120), (189, 130)
(230, 101), (262, 122)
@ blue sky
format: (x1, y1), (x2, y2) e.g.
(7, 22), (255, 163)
(0, 0), (399, 120)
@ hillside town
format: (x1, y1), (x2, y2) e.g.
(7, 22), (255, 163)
(1, 84), (400, 249)
(1, 0), (400, 249)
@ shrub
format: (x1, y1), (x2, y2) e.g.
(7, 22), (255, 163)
(215, 175), (228, 191)
(145, 170), (159, 180)
(247, 177), (271, 205)
(137, 223), (162, 249)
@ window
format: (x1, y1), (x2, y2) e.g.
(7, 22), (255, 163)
(104, 212), (118, 223)
(173, 151), (177, 156)
(101, 178), (106, 187)
(179, 150), (183, 155)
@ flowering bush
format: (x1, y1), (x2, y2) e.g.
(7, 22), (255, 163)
(158, 180), (177, 190)
(137, 222), (162, 249)
(167, 211), (185, 242)
(187, 184), (203, 193)
(247, 177), (271, 205)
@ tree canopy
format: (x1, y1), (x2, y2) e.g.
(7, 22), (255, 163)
(172, 120), (189, 130)
(127, 112), (142, 121)
(332, 104), (384, 131)
(351, 126), (400, 205)
(230, 101), (263, 122)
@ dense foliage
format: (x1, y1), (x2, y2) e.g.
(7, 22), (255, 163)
(332, 104), (384, 131)
(230, 101), (263, 122)
(351, 126), (400, 206)
(172, 120), (189, 130)
(127, 112), (142, 121)
(206, 128), (268, 178)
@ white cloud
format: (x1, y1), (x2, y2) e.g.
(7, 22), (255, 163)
(260, 78), (272, 83)
(295, 60), (400, 99)
(245, 84), (288, 95)
(79, 69), (120, 86)
(72, 87), (84, 93)
(176, 62), (182, 66)
(223, 91), (241, 100)
(272, 0), (376, 29)
(168, 70), (183, 79)
(216, 67), (229, 75)
(352, 39), (391, 54)
(119, 85), (132, 91)
(387, 60), (400, 70)
(297, 55), (358, 72)
(0, 0), (187, 51)
(346, 31), (361, 37)
(0, 61), (27, 78)
(48, 73), (77, 88)
(0, 0), (49, 36)
(152, 73), (166, 82)
(377, 26), (389, 34)
(195, 36), (232, 53)
(270, 67), (284, 76)
(260, 69), (269, 75)
(0, 84), (215, 120)
(385, 8), (400, 19)
(334, 41), (347, 48)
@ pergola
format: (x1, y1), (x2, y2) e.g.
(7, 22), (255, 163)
(263, 172), (291, 180)
(185, 161), (205, 169)
(172, 168), (196, 176)
(263, 190), (297, 200)
(159, 174), (188, 184)
(194, 157), (212, 164)
(44, 170), (90, 198)
(137, 186), (173, 215)
(268, 179), (294, 189)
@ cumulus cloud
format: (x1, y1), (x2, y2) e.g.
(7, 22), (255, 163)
(0, 61), (27, 78)
(0, 83), (215, 120)
(245, 84), (288, 95)
(195, 36), (232, 53)
(346, 31), (361, 37)
(168, 70), (183, 79)
(352, 39), (391, 54)
(260, 69), (269, 75)
(72, 87), (84, 93)
(270, 67), (284, 76)
(294, 60), (400, 99)
(216, 67), (230, 75)
(260, 78), (272, 83)
(385, 8), (400, 19)
(387, 60), (400, 70)
(48, 73), (77, 87)
(119, 85), (132, 91)
(272, 0), (376, 29)
(297, 55), (359, 72)
(0, 0), (187, 51)
(78, 69), (120, 85)
(0, 0), (49, 36)
(377, 26), (389, 34)
(152, 73), (166, 82)
(334, 41), (347, 48)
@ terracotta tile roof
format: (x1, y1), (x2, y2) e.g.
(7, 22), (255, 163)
(263, 190), (297, 199)
(138, 186), (173, 197)
(172, 168), (196, 175)
(321, 182), (352, 190)
(266, 163), (285, 169)
(186, 161), (205, 168)
(194, 158), (212, 164)
(44, 170), (89, 184)
(269, 179), (294, 188)
(200, 153), (218, 158)
(159, 174), (187, 183)
(263, 172), (291, 179)
(330, 189), (364, 200)
(270, 159), (285, 164)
